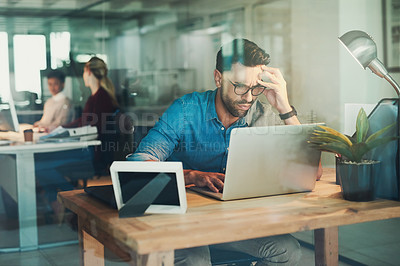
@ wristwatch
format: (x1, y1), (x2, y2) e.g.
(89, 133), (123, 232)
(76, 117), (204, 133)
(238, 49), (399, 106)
(279, 105), (297, 120)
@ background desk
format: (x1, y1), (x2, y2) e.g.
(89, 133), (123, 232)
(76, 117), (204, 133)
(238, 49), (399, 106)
(0, 138), (101, 251)
(59, 169), (400, 266)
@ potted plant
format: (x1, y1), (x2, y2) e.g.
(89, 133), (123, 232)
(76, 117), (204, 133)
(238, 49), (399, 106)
(309, 108), (396, 201)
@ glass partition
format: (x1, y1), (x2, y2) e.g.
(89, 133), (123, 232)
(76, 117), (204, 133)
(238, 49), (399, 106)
(0, 1), (399, 265)
(0, 32), (10, 103)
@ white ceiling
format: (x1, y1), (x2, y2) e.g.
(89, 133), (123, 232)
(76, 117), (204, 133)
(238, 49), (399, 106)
(0, 0), (282, 35)
(0, 0), (279, 19)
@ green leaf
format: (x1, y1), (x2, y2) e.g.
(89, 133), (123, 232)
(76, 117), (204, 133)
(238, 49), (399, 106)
(308, 109), (397, 163)
(316, 125), (353, 146)
(346, 135), (357, 145)
(318, 142), (354, 161)
(310, 136), (352, 150)
(349, 142), (370, 162)
(312, 132), (352, 146)
(366, 136), (397, 151)
(365, 123), (396, 144)
(356, 108), (369, 143)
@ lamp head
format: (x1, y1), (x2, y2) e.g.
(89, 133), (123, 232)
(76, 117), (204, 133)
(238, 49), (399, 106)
(338, 30), (377, 69)
(338, 30), (400, 95)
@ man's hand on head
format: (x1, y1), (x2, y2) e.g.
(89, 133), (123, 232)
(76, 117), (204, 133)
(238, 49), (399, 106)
(257, 66), (291, 114)
(184, 170), (225, 193)
(258, 65), (300, 125)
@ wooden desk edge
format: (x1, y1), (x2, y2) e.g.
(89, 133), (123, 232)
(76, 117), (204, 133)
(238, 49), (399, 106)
(58, 168), (400, 265)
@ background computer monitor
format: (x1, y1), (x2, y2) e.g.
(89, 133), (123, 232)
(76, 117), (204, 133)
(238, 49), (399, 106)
(0, 101), (19, 132)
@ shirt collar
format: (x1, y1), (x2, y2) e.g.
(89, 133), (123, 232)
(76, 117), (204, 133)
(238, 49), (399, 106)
(52, 92), (66, 101)
(205, 88), (247, 127)
(235, 116), (247, 127)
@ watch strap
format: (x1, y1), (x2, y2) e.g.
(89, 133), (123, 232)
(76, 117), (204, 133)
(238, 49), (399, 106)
(279, 105), (297, 120)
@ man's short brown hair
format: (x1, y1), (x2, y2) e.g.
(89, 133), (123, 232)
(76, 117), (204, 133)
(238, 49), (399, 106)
(216, 38), (270, 73)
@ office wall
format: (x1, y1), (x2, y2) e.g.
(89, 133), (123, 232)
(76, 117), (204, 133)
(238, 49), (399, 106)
(339, 0), (397, 121)
(176, 34), (217, 92)
(137, 16), (234, 92)
(290, 0), (341, 166)
(290, 0), (340, 126)
(108, 32), (141, 71)
(289, 0), (397, 166)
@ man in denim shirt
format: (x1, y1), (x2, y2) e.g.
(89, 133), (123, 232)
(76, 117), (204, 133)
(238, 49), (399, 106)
(128, 39), (302, 265)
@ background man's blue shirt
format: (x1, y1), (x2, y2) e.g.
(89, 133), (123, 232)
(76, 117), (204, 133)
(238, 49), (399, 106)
(128, 89), (248, 173)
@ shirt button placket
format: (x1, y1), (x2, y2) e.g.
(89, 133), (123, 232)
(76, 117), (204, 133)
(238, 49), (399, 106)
(221, 126), (227, 172)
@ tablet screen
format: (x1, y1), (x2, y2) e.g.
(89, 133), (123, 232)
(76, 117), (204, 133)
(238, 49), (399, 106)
(119, 172), (180, 206)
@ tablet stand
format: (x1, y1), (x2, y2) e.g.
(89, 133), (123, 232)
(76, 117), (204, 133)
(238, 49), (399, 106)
(119, 173), (171, 218)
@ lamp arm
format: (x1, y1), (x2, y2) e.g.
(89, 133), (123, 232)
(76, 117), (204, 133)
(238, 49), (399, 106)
(368, 58), (400, 96)
(369, 58), (388, 78)
(384, 75), (400, 96)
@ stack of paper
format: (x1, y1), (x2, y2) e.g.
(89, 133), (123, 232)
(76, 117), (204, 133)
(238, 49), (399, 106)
(39, 125), (98, 142)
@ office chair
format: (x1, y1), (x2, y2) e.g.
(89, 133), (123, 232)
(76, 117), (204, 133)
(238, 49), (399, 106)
(210, 247), (260, 266)
(56, 158), (95, 188)
(57, 109), (134, 187)
(96, 109), (134, 174)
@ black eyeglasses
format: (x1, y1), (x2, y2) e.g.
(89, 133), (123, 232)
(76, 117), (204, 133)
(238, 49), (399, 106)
(229, 80), (266, 96)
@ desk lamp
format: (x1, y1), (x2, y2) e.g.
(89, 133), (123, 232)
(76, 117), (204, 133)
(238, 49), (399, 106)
(339, 30), (400, 201)
(338, 30), (400, 95)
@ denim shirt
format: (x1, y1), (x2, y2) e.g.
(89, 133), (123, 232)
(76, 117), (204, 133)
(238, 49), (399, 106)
(127, 89), (281, 173)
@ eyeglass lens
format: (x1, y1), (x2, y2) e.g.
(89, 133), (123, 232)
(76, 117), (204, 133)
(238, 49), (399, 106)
(234, 84), (265, 96)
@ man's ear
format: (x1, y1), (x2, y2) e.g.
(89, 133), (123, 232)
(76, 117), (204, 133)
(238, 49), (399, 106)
(214, 69), (222, 88)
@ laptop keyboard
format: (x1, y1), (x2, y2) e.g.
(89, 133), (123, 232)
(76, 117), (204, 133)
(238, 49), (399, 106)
(189, 186), (223, 199)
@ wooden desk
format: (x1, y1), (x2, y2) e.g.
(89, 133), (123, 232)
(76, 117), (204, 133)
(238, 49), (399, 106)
(58, 169), (400, 266)
(0, 138), (101, 251)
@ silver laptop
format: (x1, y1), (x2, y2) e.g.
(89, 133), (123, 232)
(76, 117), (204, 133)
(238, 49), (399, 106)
(190, 123), (323, 200)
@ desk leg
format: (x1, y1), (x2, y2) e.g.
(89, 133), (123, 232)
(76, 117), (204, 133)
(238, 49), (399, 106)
(82, 230), (105, 266)
(16, 153), (38, 251)
(78, 214), (173, 266)
(314, 227), (338, 266)
(136, 251), (174, 266)
(79, 230), (173, 266)
(78, 216), (104, 266)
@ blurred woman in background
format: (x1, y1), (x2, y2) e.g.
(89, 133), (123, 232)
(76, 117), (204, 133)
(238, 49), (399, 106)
(64, 56), (118, 133)
(36, 57), (119, 224)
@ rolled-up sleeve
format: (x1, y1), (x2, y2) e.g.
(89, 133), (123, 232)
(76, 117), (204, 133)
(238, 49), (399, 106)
(127, 152), (159, 161)
(127, 99), (184, 161)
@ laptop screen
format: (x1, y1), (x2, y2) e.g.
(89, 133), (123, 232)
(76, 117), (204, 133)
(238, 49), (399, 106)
(118, 172), (180, 206)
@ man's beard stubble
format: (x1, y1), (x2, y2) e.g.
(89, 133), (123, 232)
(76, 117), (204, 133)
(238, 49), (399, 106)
(220, 89), (255, 118)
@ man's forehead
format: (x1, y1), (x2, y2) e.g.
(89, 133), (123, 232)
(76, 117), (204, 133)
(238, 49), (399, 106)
(225, 63), (263, 81)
